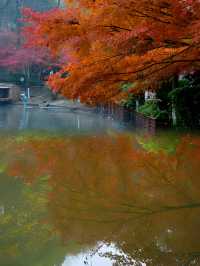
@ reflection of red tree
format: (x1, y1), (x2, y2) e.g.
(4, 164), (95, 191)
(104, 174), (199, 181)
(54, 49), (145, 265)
(5, 134), (200, 265)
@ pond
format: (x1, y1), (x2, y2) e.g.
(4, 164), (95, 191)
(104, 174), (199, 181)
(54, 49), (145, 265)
(0, 105), (200, 266)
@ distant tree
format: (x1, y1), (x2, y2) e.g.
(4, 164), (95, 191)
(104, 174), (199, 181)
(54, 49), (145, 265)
(0, 30), (54, 84)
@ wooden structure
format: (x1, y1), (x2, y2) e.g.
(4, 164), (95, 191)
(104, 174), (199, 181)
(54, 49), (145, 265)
(0, 83), (20, 103)
(95, 103), (168, 135)
(135, 112), (156, 134)
(95, 103), (134, 123)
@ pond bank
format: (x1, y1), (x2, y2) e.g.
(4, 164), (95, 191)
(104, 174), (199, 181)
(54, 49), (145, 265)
(14, 97), (167, 135)
(16, 99), (94, 112)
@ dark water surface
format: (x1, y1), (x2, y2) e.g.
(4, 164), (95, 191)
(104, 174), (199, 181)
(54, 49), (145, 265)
(0, 105), (200, 266)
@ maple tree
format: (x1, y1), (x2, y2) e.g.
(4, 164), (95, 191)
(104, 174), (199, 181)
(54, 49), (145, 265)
(0, 30), (53, 83)
(21, 0), (200, 104)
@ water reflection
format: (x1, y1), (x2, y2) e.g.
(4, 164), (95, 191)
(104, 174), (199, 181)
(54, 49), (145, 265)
(0, 132), (200, 265)
(0, 105), (124, 133)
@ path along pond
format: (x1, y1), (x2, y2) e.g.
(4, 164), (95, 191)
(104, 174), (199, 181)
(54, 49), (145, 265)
(0, 105), (200, 266)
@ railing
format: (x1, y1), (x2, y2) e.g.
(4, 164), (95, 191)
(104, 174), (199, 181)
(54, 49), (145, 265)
(95, 103), (135, 123)
(135, 112), (156, 135)
(94, 103), (161, 134)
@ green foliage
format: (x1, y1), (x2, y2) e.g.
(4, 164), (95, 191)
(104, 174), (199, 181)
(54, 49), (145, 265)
(120, 83), (137, 109)
(168, 77), (200, 127)
(121, 82), (135, 92)
(138, 100), (168, 120)
(168, 79), (189, 102)
(121, 94), (136, 109)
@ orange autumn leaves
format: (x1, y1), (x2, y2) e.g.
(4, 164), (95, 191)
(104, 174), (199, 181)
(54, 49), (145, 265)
(22, 0), (200, 104)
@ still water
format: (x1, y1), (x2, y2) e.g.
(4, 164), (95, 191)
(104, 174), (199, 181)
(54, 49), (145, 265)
(0, 105), (200, 266)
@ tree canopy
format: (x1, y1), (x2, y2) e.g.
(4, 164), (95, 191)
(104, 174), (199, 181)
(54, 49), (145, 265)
(22, 0), (200, 104)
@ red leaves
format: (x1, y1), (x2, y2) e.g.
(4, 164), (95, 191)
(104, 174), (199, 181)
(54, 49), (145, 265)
(22, 0), (200, 103)
(0, 30), (53, 71)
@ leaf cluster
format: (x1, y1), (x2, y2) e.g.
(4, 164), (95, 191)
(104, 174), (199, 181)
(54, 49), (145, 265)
(138, 99), (168, 120)
(22, 0), (200, 103)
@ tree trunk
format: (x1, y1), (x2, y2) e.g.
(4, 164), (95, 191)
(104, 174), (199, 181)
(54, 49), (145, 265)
(57, 0), (61, 7)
